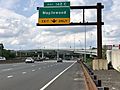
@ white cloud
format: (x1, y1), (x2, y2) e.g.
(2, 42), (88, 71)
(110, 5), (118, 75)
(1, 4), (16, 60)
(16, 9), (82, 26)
(102, 0), (120, 45)
(69, 0), (85, 6)
(0, 0), (120, 50)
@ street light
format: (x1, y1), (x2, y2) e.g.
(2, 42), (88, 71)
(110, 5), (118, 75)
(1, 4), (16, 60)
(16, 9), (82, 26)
(79, 40), (82, 59)
(72, 34), (76, 51)
(79, 40), (81, 49)
(84, 25), (87, 62)
(89, 32), (93, 58)
(89, 46), (92, 58)
(57, 38), (59, 60)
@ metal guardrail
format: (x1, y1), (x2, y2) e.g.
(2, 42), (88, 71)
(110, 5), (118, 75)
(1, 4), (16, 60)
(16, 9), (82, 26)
(79, 61), (109, 90)
(80, 61), (98, 90)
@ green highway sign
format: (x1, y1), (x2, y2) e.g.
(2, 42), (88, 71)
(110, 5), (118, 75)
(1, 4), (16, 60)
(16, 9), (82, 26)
(38, 2), (70, 24)
(39, 7), (70, 18)
(44, 2), (70, 7)
(38, 7), (70, 24)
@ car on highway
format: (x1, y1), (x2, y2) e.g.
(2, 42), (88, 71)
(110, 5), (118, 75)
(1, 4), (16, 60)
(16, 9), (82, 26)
(45, 57), (49, 60)
(36, 57), (44, 61)
(25, 57), (34, 63)
(57, 58), (63, 63)
(0, 56), (6, 60)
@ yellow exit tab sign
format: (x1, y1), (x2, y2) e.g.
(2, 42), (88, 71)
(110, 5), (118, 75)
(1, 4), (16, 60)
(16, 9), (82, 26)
(38, 18), (70, 24)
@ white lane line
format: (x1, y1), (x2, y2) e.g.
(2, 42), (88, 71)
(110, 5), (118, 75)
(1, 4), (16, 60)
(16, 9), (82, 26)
(32, 70), (35, 72)
(32, 65), (35, 66)
(2, 68), (13, 71)
(39, 68), (41, 70)
(7, 75), (13, 78)
(22, 72), (27, 74)
(40, 61), (76, 90)
(13, 65), (18, 66)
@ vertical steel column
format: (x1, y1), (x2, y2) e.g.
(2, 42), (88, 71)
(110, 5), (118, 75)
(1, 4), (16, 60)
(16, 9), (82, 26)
(97, 3), (102, 59)
(83, 9), (85, 23)
(42, 49), (44, 58)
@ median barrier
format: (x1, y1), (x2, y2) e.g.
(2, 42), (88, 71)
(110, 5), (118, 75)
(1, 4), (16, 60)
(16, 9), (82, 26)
(0, 58), (25, 64)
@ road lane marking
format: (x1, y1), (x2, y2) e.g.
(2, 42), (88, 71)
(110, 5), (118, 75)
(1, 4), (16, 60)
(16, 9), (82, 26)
(40, 61), (76, 90)
(112, 87), (116, 90)
(2, 68), (13, 71)
(32, 70), (35, 72)
(7, 75), (13, 78)
(22, 72), (27, 74)
(39, 68), (41, 70)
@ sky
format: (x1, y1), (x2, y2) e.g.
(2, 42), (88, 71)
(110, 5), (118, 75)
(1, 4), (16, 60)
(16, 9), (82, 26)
(0, 0), (120, 50)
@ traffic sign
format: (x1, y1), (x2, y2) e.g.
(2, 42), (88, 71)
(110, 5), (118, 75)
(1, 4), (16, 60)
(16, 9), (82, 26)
(44, 2), (70, 7)
(38, 7), (70, 24)
(39, 7), (70, 18)
(38, 18), (70, 24)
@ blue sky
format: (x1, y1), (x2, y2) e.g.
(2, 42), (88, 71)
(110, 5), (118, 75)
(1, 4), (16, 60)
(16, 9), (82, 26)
(0, 0), (120, 50)
(0, 0), (44, 17)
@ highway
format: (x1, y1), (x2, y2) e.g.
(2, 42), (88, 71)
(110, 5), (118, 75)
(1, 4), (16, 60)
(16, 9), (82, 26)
(0, 60), (85, 90)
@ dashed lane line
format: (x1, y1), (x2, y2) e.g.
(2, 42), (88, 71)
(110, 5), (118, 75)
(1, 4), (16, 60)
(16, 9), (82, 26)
(32, 70), (35, 72)
(22, 72), (27, 74)
(7, 75), (13, 78)
(2, 68), (13, 72)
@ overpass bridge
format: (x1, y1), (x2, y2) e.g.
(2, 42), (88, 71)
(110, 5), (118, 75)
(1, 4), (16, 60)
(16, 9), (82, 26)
(17, 48), (97, 57)
(74, 49), (97, 56)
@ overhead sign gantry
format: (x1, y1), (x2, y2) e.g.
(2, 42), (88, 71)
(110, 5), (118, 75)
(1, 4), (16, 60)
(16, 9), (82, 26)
(37, 2), (104, 59)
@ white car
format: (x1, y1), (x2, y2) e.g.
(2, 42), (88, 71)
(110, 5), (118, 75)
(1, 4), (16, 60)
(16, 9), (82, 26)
(25, 57), (34, 63)
(0, 57), (6, 60)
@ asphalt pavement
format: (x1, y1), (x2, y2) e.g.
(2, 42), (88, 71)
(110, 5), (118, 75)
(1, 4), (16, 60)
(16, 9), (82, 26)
(0, 60), (85, 90)
(94, 69), (120, 90)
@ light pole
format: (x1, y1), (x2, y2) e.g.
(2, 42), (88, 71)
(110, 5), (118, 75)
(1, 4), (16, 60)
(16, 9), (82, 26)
(57, 38), (59, 60)
(79, 40), (81, 49)
(84, 25), (87, 62)
(90, 33), (93, 57)
(42, 46), (45, 59)
(74, 34), (76, 51)
(90, 46), (92, 58)
(79, 40), (81, 59)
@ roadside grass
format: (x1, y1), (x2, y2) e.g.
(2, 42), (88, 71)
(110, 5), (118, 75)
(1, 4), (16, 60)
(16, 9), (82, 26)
(85, 58), (93, 68)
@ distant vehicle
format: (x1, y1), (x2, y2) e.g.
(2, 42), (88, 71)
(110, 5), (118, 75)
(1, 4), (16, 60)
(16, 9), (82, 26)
(36, 57), (44, 61)
(45, 57), (49, 60)
(57, 58), (63, 63)
(25, 57), (34, 63)
(0, 57), (6, 60)
(65, 57), (71, 60)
